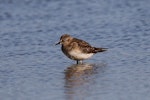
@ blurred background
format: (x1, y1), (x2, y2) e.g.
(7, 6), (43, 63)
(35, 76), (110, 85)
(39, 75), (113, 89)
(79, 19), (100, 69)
(0, 0), (150, 100)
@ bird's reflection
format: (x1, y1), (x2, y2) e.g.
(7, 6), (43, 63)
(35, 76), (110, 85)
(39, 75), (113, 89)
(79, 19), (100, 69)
(65, 63), (94, 79)
(64, 63), (102, 100)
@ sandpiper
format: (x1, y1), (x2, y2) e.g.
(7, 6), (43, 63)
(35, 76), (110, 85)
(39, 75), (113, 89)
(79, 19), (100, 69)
(56, 34), (107, 64)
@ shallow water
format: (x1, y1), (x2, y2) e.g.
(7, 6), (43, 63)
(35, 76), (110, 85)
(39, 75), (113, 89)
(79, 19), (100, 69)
(0, 0), (150, 100)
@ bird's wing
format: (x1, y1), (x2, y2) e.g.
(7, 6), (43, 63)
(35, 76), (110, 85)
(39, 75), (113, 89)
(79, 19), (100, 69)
(73, 38), (95, 53)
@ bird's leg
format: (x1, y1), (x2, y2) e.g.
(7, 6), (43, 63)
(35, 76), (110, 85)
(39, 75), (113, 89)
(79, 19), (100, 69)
(76, 60), (83, 64)
(76, 60), (79, 64)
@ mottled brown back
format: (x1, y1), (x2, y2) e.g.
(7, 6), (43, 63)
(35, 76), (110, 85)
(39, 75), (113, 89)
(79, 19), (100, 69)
(72, 38), (107, 53)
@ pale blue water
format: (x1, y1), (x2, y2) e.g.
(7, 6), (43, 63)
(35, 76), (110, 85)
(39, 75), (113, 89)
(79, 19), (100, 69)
(0, 0), (150, 100)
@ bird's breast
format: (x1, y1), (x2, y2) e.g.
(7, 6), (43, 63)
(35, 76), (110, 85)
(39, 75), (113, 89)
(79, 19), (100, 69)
(69, 50), (93, 60)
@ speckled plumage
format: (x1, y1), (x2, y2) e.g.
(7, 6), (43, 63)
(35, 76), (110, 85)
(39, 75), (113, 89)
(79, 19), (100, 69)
(56, 34), (107, 64)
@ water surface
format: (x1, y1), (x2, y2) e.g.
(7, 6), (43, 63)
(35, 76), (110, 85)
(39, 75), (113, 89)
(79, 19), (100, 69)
(0, 0), (150, 100)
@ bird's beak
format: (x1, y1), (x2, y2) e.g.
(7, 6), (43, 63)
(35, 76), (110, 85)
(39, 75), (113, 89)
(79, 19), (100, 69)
(55, 41), (61, 45)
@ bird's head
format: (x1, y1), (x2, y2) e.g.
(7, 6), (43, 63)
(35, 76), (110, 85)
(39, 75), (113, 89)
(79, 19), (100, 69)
(56, 34), (73, 45)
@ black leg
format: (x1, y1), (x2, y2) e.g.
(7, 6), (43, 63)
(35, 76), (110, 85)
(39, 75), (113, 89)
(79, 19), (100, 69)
(76, 60), (79, 64)
(76, 60), (83, 64)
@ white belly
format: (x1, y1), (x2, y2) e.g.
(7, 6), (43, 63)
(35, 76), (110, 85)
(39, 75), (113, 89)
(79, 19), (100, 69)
(69, 50), (93, 60)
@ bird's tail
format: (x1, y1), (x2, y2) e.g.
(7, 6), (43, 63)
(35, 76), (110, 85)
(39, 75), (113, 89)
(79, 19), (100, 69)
(94, 47), (107, 53)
